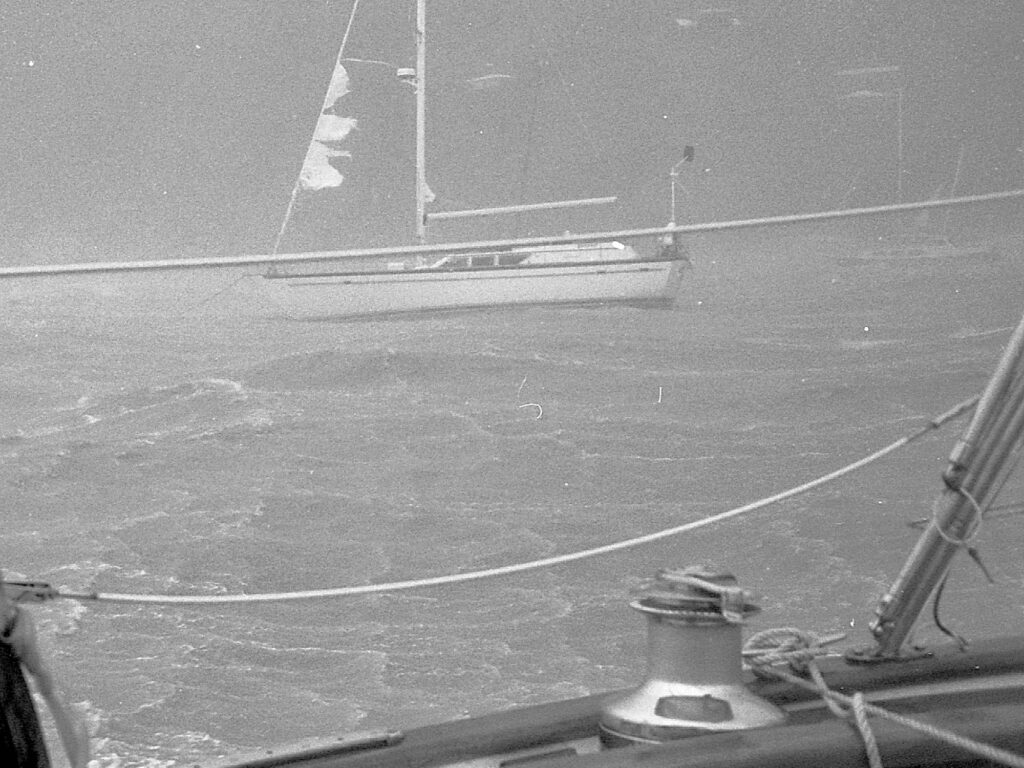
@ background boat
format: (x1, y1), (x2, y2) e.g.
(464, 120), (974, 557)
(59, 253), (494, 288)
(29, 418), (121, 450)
(261, 250), (685, 319)
(260, 0), (687, 317)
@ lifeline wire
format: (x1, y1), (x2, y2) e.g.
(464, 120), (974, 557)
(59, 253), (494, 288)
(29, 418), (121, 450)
(2, 191), (1022, 277)
(53, 394), (980, 606)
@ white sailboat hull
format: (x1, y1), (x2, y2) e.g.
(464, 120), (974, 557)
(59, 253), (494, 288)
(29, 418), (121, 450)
(261, 258), (684, 319)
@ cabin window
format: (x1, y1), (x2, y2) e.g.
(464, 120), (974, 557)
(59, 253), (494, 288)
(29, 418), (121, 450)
(497, 253), (526, 267)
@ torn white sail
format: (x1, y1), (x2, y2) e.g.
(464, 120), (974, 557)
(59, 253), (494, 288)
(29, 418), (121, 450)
(420, 180), (436, 204)
(299, 62), (357, 190)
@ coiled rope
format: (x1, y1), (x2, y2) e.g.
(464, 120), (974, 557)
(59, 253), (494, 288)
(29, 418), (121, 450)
(745, 628), (882, 767)
(56, 394), (979, 606)
(745, 628), (1024, 768)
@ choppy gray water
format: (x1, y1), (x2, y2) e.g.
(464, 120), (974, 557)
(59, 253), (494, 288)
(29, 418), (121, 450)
(2, 227), (1023, 767)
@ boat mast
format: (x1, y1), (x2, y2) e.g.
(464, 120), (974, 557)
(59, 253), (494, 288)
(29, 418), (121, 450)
(414, 0), (427, 244)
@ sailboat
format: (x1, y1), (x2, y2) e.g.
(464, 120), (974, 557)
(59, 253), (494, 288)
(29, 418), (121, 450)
(257, 0), (687, 319)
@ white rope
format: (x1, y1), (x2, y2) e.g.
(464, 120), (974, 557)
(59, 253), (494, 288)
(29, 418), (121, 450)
(57, 395), (978, 606)
(850, 693), (884, 768)
(934, 485), (984, 545)
(746, 628), (1024, 768)
(758, 663), (1024, 768)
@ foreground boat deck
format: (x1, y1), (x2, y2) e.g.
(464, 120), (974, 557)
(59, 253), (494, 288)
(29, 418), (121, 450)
(219, 636), (1024, 768)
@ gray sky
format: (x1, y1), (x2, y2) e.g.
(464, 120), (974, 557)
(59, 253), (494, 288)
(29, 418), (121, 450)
(2, 1), (1021, 261)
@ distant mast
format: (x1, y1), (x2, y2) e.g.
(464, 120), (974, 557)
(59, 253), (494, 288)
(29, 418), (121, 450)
(414, 0), (427, 244)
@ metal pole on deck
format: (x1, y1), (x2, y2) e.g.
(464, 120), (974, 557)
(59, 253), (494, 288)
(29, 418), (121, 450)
(669, 147), (695, 226)
(867, 312), (1024, 657)
(414, 0), (427, 244)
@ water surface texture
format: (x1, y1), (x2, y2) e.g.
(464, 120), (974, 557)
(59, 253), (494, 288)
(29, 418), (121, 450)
(2, 229), (1023, 766)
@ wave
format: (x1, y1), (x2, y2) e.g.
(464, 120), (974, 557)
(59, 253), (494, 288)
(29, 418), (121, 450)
(185, 408), (275, 443)
(4, 378), (252, 444)
(837, 337), (906, 351)
(90, 378), (250, 420)
(950, 325), (1014, 340)
(242, 348), (454, 392)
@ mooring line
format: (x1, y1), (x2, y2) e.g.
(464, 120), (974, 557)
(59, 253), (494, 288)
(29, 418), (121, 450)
(55, 395), (979, 606)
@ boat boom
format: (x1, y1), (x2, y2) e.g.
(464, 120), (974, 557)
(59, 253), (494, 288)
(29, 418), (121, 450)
(426, 196), (618, 222)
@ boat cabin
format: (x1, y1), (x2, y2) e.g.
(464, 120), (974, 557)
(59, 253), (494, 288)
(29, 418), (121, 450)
(425, 241), (639, 271)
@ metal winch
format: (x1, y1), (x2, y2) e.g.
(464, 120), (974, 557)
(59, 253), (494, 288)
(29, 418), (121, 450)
(599, 565), (786, 748)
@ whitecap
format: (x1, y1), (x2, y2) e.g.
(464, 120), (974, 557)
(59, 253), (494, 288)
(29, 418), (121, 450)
(951, 325), (1013, 340)
(838, 338), (905, 351)
(201, 378), (248, 397)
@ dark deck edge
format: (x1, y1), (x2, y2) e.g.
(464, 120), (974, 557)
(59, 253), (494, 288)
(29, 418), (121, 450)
(219, 636), (1024, 768)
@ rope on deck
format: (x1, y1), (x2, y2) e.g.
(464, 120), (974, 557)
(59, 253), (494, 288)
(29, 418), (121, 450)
(745, 629), (1024, 768)
(50, 394), (980, 606)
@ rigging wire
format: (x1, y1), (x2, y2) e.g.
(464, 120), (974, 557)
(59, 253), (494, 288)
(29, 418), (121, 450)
(533, 1), (602, 160)
(52, 394), (980, 606)
(510, 0), (611, 233)
(512, 65), (539, 238)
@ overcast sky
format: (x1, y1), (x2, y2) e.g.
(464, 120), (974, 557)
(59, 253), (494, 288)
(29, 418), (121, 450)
(1, 1), (1021, 261)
